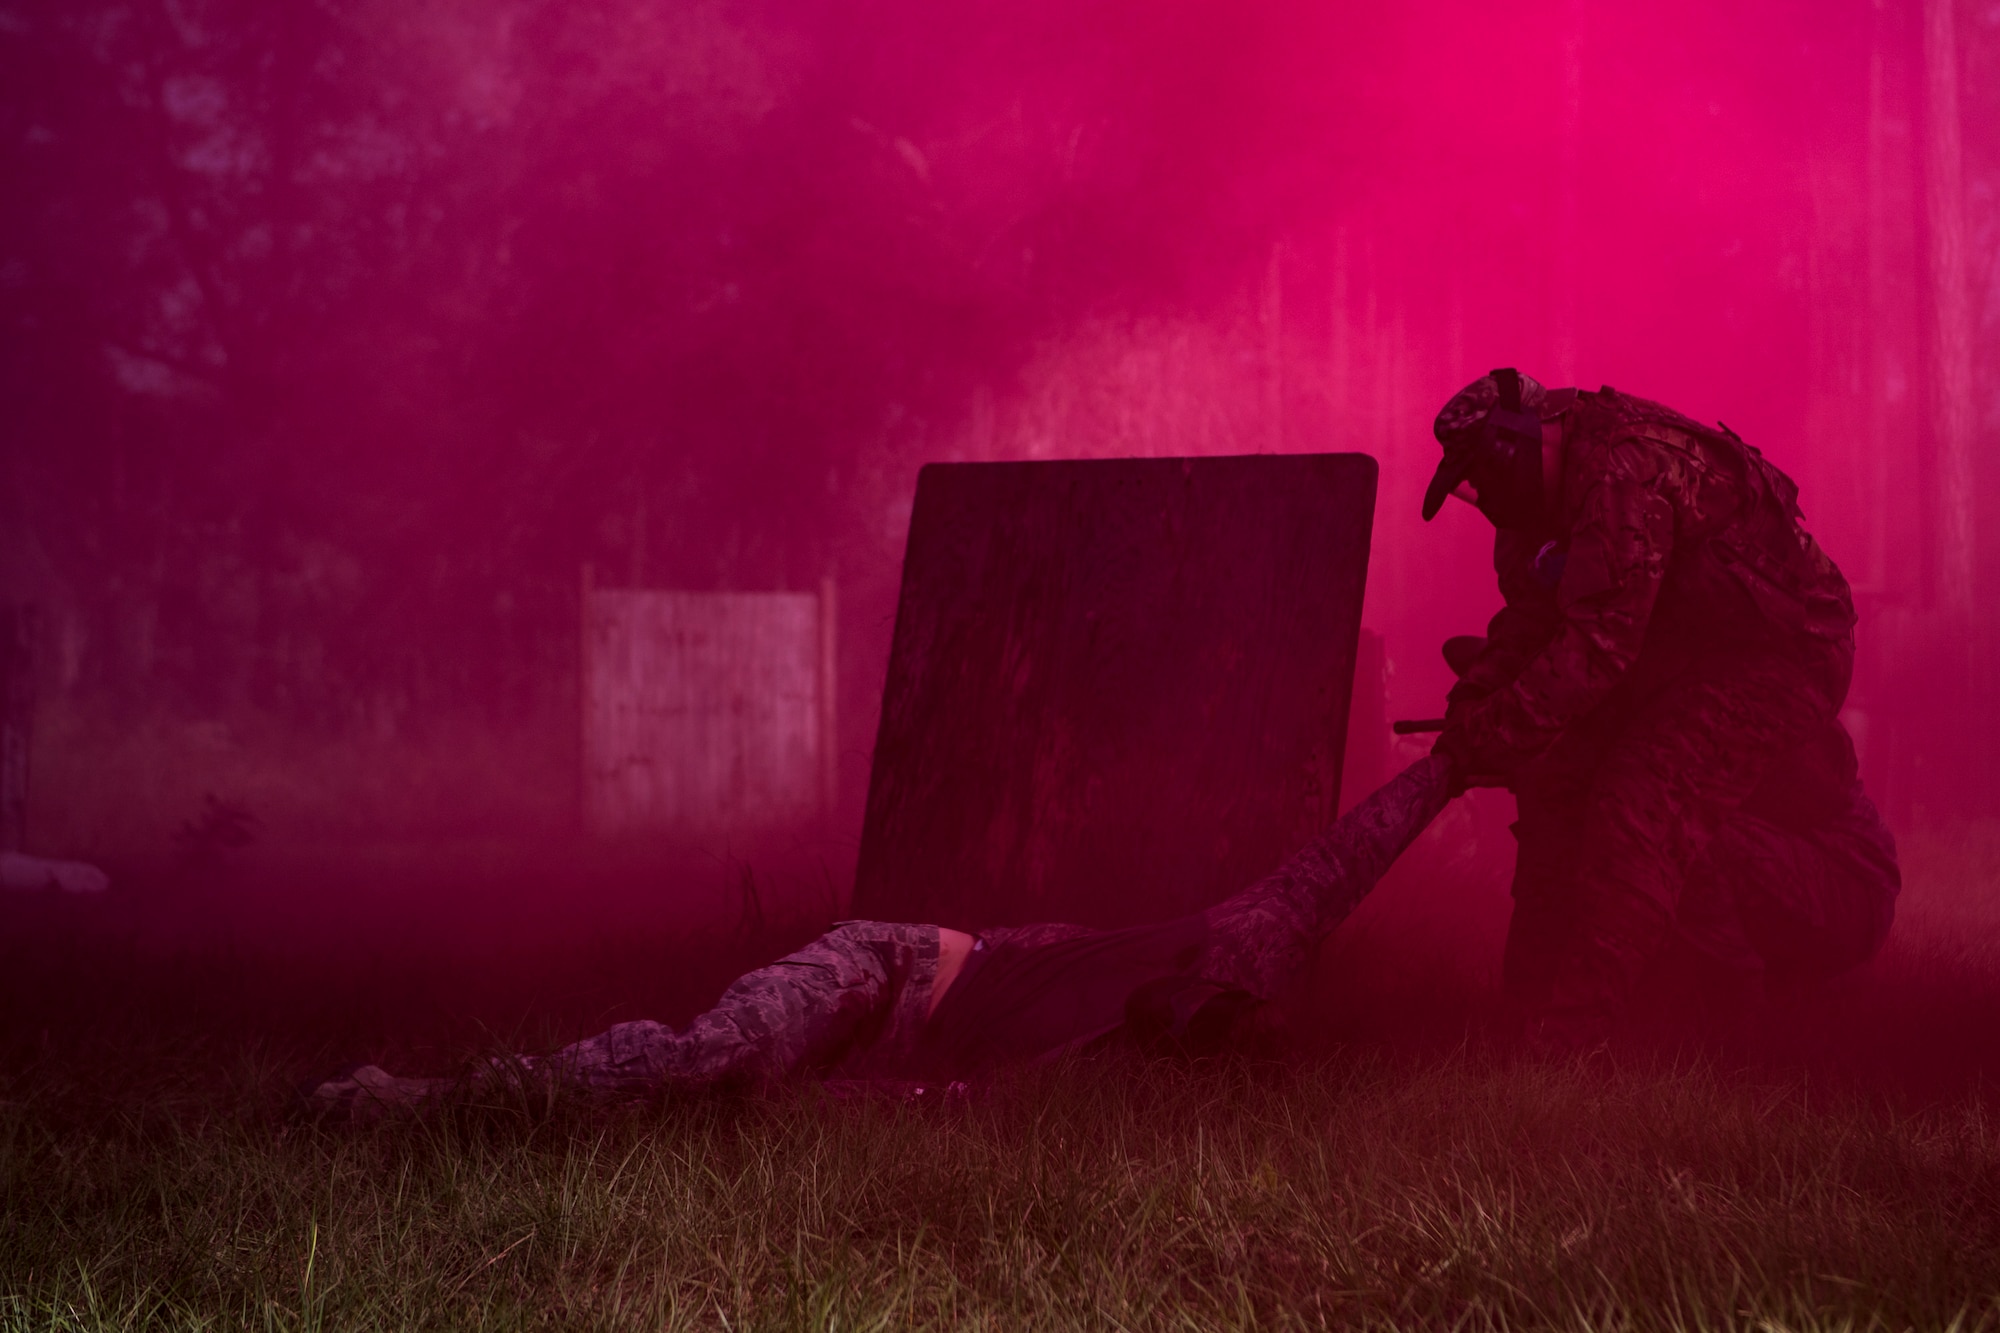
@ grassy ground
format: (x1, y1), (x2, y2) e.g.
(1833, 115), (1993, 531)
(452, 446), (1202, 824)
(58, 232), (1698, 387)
(4, 819), (2000, 1329)
(6, 1049), (2000, 1330)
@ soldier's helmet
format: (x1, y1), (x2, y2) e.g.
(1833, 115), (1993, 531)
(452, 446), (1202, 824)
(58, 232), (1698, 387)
(1422, 368), (1551, 526)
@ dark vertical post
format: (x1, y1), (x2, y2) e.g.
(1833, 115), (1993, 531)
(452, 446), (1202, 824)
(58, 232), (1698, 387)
(0, 605), (36, 853)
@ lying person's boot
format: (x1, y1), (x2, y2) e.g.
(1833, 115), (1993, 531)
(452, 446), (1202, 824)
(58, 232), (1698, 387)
(298, 1063), (448, 1123)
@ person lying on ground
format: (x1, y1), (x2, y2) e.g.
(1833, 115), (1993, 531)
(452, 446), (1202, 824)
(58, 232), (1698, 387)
(306, 754), (1456, 1118)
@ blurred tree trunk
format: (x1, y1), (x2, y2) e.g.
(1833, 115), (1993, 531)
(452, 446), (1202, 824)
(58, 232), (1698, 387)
(1861, 0), (1904, 822)
(1551, 0), (1584, 386)
(1919, 0), (1982, 808)
(1865, 0), (1893, 598)
(1922, 0), (1974, 618)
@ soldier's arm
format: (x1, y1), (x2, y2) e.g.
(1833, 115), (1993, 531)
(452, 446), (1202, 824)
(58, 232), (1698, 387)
(1448, 445), (1674, 773)
(1450, 530), (1563, 704)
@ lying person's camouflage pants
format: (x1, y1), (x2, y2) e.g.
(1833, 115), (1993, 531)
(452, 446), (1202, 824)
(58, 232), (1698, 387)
(521, 755), (1455, 1094)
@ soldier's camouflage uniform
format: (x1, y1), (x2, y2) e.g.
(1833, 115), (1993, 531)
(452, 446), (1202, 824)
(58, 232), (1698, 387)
(526, 756), (1454, 1094)
(1444, 386), (1899, 1036)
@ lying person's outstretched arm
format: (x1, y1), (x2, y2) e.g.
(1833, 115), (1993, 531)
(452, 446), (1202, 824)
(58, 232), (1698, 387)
(1197, 754), (1457, 1000)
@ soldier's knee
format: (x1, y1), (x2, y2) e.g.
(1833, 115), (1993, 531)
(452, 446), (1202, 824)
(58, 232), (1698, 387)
(604, 1019), (673, 1059)
(557, 1019), (679, 1085)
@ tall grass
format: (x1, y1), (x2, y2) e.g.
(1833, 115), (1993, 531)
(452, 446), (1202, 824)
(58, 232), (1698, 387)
(6, 817), (2000, 1329)
(6, 1038), (2000, 1330)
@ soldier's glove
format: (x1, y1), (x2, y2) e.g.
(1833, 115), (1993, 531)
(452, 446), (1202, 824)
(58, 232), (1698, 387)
(1433, 709), (1514, 794)
(1437, 670), (1491, 756)
(1441, 634), (1488, 681)
(1441, 686), (1483, 736)
(1430, 726), (1475, 798)
(1441, 636), (1492, 722)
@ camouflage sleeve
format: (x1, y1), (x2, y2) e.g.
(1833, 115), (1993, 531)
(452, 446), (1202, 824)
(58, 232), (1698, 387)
(1198, 755), (1455, 998)
(1450, 530), (1562, 705)
(1451, 444), (1674, 773)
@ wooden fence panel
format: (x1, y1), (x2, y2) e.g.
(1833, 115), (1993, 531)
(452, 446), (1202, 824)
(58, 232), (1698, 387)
(852, 454), (1376, 930)
(582, 583), (835, 836)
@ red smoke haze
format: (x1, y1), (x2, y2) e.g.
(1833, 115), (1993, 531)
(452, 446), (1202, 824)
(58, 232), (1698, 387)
(1, 0), (1994, 865)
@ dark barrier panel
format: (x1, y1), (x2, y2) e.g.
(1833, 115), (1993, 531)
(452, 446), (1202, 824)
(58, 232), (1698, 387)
(853, 455), (1377, 929)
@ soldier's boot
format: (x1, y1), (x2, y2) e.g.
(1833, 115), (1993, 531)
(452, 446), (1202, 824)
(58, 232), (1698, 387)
(297, 1063), (451, 1123)
(1500, 892), (1579, 1019)
(1523, 885), (1673, 1057)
